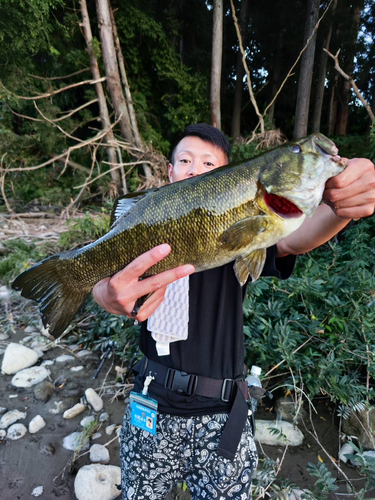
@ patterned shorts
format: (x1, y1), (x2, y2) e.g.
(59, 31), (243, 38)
(120, 407), (258, 500)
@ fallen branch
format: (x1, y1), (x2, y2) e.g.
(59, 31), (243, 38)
(324, 48), (375, 122)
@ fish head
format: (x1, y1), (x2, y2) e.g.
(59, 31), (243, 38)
(259, 133), (346, 218)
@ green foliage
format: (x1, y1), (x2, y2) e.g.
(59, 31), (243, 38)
(58, 211), (111, 250)
(0, 239), (49, 282)
(305, 462), (339, 495)
(230, 141), (260, 162)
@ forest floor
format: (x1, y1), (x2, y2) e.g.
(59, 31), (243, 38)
(0, 214), (374, 500)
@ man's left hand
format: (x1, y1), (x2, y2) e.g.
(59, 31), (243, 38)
(323, 157), (375, 220)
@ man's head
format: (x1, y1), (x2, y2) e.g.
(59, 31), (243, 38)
(169, 123), (231, 183)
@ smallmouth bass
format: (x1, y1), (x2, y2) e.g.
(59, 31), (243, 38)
(12, 133), (345, 338)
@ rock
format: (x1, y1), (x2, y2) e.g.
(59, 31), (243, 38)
(71, 366), (84, 372)
(41, 360), (54, 366)
(74, 464), (121, 500)
(59, 381), (82, 398)
(24, 326), (35, 333)
(34, 381), (55, 401)
(105, 424), (116, 435)
(77, 350), (92, 358)
(92, 432), (102, 440)
(99, 412), (109, 422)
(39, 443), (55, 456)
(1, 343), (39, 375)
(29, 415), (46, 434)
(285, 489), (305, 500)
(81, 416), (96, 427)
(350, 450), (375, 467)
(274, 396), (307, 424)
(31, 486), (44, 497)
(0, 285), (11, 300)
(0, 332), (9, 340)
(8, 394), (18, 399)
(0, 407), (7, 414)
(85, 388), (103, 412)
(7, 423), (27, 440)
(0, 430), (6, 440)
(0, 410), (27, 429)
(30, 339), (50, 352)
(254, 420), (304, 446)
(11, 366), (50, 388)
(55, 354), (75, 363)
(63, 432), (90, 451)
(63, 403), (87, 419)
(89, 444), (110, 464)
(342, 407), (375, 449)
(339, 442), (355, 463)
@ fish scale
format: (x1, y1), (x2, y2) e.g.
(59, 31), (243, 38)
(12, 133), (346, 338)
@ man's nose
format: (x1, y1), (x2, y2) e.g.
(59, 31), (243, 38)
(187, 160), (203, 177)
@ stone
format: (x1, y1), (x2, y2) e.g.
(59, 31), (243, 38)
(34, 381), (54, 401)
(74, 464), (121, 500)
(0, 430), (6, 440)
(29, 415), (46, 434)
(99, 412), (109, 422)
(92, 432), (102, 440)
(77, 350), (92, 357)
(55, 354), (75, 363)
(89, 444), (110, 464)
(81, 416), (96, 427)
(31, 486), (44, 497)
(350, 450), (375, 467)
(342, 407), (375, 449)
(105, 424), (116, 435)
(1, 343), (39, 375)
(24, 326), (35, 333)
(71, 366), (84, 372)
(63, 432), (90, 451)
(0, 332), (9, 340)
(11, 366), (50, 388)
(254, 420), (304, 446)
(63, 403), (87, 419)
(41, 360), (54, 366)
(0, 286), (11, 300)
(339, 442), (355, 463)
(85, 388), (103, 412)
(0, 410), (27, 429)
(0, 407), (7, 414)
(7, 423), (27, 440)
(30, 339), (50, 352)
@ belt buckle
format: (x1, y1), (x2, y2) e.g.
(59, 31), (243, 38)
(165, 369), (198, 396)
(221, 378), (235, 402)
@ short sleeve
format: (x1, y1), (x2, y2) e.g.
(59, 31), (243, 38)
(262, 245), (296, 280)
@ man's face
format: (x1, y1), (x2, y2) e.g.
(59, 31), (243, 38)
(168, 136), (228, 183)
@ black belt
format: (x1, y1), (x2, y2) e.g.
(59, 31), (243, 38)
(133, 357), (249, 461)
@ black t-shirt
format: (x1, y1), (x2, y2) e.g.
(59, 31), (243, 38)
(134, 245), (296, 416)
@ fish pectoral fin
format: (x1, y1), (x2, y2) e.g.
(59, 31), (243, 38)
(234, 248), (267, 285)
(219, 216), (269, 252)
(110, 188), (159, 227)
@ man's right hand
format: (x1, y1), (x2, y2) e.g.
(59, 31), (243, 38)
(92, 244), (195, 322)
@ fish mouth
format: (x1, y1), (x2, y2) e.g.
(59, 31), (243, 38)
(264, 193), (304, 219)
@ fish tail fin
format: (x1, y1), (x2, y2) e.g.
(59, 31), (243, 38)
(12, 255), (91, 338)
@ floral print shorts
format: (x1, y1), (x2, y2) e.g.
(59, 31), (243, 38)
(120, 407), (258, 500)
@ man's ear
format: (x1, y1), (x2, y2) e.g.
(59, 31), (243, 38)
(168, 163), (173, 182)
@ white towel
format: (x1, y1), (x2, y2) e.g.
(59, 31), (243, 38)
(147, 276), (189, 356)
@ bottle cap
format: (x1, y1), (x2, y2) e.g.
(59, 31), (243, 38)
(250, 365), (262, 376)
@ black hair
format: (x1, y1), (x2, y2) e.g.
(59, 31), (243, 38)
(170, 123), (231, 164)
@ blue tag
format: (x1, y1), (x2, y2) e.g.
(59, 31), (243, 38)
(130, 391), (158, 435)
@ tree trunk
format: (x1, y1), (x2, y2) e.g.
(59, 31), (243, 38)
(79, 0), (125, 195)
(231, 0), (249, 140)
(312, 0), (337, 133)
(327, 73), (339, 136)
(95, 0), (133, 143)
(210, 0), (223, 130)
(293, 0), (320, 139)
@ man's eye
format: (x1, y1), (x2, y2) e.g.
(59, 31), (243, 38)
(205, 162), (215, 168)
(180, 159), (190, 164)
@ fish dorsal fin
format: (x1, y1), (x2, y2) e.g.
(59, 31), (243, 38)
(110, 189), (158, 227)
(234, 248), (267, 285)
(219, 215), (269, 252)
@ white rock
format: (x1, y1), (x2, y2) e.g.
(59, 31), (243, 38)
(0, 407), (6, 414)
(31, 486), (44, 497)
(0, 409), (27, 429)
(71, 366), (84, 372)
(29, 415), (46, 434)
(90, 444), (110, 464)
(55, 354), (75, 363)
(68, 344), (80, 350)
(254, 420), (304, 446)
(41, 360), (54, 366)
(99, 412), (109, 422)
(339, 442), (355, 463)
(24, 326), (35, 333)
(77, 350), (92, 357)
(8, 394), (18, 399)
(81, 416), (96, 427)
(63, 403), (87, 419)
(0, 332), (9, 340)
(105, 424), (116, 435)
(0, 348), (5, 356)
(63, 432), (90, 451)
(49, 401), (65, 414)
(74, 464), (121, 500)
(85, 388), (103, 412)
(7, 423), (27, 440)
(92, 432), (102, 440)
(11, 366), (50, 388)
(1, 343), (39, 375)
(0, 430), (6, 440)
(0, 286), (11, 299)
(350, 450), (375, 467)
(31, 339), (50, 352)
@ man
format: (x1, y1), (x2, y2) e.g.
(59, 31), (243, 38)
(93, 124), (375, 499)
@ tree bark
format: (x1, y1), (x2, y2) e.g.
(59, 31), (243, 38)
(327, 73), (339, 136)
(231, 0), (249, 140)
(95, 0), (133, 143)
(312, 0), (337, 133)
(210, 0), (223, 130)
(293, 0), (320, 139)
(79, 0), (125, 194)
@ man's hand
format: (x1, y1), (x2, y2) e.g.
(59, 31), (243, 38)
(323, 157), (375, 219)
(92, 244), (195, 322)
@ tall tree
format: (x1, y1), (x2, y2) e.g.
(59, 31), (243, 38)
(293, 0), (320, 139)
(211, 0), (223, 129)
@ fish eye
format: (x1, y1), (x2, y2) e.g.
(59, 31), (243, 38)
(289, 144), (302, 154)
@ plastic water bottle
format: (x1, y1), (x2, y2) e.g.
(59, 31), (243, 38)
(245, 365), (262, 413)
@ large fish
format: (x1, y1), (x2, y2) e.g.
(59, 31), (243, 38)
(12, 133), (345, 338)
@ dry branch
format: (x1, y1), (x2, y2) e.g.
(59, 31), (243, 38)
(324, 48), (375, 122)
(29, 68), (91, 81)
